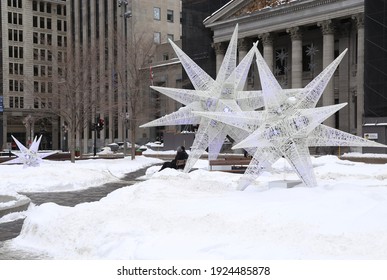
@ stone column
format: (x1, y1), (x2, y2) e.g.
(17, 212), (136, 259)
(353, 13), (365, 137)
(258, 33), (274, 71)
(318, 20), (335, 128)
(287, 27), (303, 88)
(338, 23), (351, 133)
(213, 42), (227, 75)
(108, 0), (115, 143)
(238, 38), (251, 63)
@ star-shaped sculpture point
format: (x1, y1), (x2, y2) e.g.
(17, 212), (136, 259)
(140, 25), (263, 171)
(3, 135), (56, 168)
(194, 47), (387, 190)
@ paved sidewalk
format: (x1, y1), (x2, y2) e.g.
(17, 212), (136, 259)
(0, 165), (156, 259)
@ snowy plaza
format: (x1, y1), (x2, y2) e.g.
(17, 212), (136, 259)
(1, 152), (387, 260)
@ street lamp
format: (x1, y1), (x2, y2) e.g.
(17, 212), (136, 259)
(118, 0), (132, 156)
(62, 123), (68, 152)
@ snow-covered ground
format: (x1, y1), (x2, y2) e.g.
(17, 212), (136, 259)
(1, 154), (387, 259)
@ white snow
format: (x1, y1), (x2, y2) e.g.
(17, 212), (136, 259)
(2, 154), (387, 259)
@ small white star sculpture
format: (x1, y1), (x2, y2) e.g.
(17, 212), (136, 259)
(4, 135), (56, 168)
(195, 46), (387, 190)
(141, 25), (263, 171)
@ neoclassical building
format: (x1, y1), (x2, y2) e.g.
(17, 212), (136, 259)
(204, 0), (364, 141)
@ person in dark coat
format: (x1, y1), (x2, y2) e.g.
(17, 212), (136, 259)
(159, 146), (188, 171)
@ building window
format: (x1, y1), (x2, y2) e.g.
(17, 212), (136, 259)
(33, 16), (38, 27)
(167, 34), (174, 41)
(34, 65), (39, 76)
(34, 98), (39, 109)
(47, 18), (52, 29)
(9, 97), (14, 108)
(41, 65), (46, 76)
(40, 17), (45, 28)
(154, 32), (161, 44)
(163, 53), (169, 61)
(154, 7), (160, 20)
(40, 49), (46, 61)
(57, 5), (62, 15)
(33, 1), (38, 11)
(167, 10), (174, 22)
(33, 49), (39, 60)
(40, 2), (45, 12)
(33, 32), (38, 44)
(9, 63), (14, 75)
(34, 82), (39, 93)
(47, 34), (52, 45)
(40, 33), (45, 44)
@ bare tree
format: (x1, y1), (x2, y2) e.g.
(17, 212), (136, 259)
(33, 45), (109, 162)
(115, 30), (155, 159)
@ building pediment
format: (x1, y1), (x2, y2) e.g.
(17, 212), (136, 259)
(203, 0), (294, 25)
(204, 0), (364, 43)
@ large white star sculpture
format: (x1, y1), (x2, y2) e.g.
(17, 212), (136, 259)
(195, 46), (387, 190)
(3, 135), (56, 168)
(140, 25), (263, 171)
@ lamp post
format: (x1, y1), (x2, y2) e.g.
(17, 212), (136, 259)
(118, 0), (132, 156)
(62, 123), (68, 152)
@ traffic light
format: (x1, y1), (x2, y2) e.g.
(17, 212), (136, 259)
(97, 118), (104, 131)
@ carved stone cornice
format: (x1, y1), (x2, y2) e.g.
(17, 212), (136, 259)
(318, 20), (335, 35)
(286, 26), (302, 41)
(233, 0), (345, 22)
(258, 32), (273, 46)
(352, 13), (364, 29)
(212, 42), (227, 55)
(235, 0), (292, 17)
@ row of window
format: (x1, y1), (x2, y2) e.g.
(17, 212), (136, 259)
(32, 0), (67, 16)
(154, 32), (174, 44)
(9, 79), (23, 92)
(34, 81), (53, 94)
(34, 98), (52, 109)
(33, 32), (52, 45)
(8, 12), (23, 25)
(34, 65), (53, 78)
(7, 0), (22, 9)
(57, 19), (67, 32)
(9, 63), (24, 76)
(8, 29), (23, 42)
(9, 96), (24, 109)
(9, 46), (23, 59)
(33, 16), (52, 30)
(153, 7), (174, 23)
(33, 48), (52, 61)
